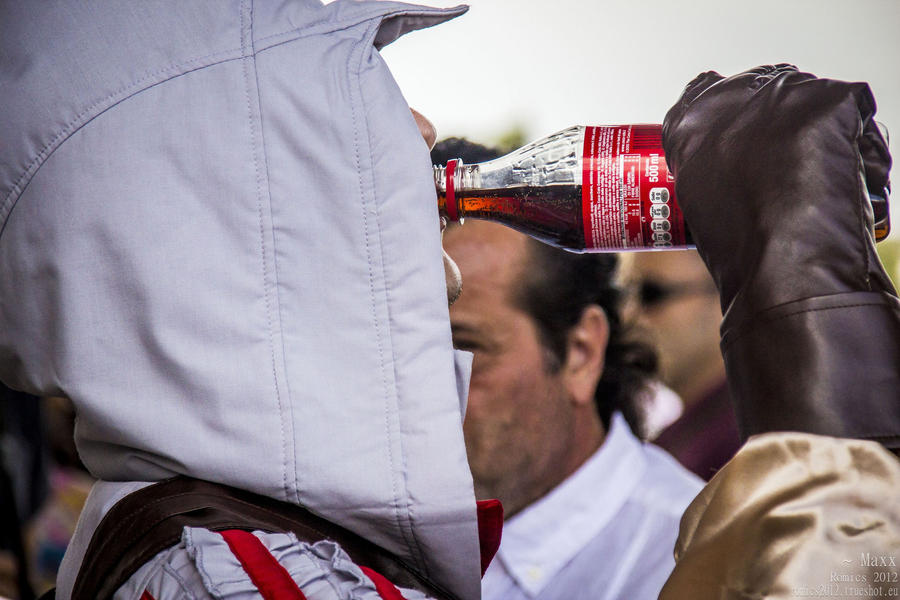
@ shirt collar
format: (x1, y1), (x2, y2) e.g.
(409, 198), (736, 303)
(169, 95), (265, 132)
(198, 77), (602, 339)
(495, 413), (647, 597)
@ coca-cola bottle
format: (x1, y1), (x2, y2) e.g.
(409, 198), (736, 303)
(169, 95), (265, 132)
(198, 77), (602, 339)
(434, 124), (891, 252)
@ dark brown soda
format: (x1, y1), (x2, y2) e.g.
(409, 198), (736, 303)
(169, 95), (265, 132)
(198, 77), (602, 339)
(440, 184), (695, 251)
(447, 184), (586, 250)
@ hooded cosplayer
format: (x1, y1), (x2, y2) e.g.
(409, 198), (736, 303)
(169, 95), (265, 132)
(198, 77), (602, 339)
(0, 2), (492, 598)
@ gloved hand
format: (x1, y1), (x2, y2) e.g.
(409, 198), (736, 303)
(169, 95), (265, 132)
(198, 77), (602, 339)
(662, 64), (900, 448)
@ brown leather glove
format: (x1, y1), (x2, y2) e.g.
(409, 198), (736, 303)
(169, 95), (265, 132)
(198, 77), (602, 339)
(662, 64), (900, 448)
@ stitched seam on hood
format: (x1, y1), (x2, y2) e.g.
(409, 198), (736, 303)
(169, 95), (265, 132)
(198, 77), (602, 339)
(347, 17), (428, 577)
(0, 46), (244, 239)
(240, 0), (295, 504)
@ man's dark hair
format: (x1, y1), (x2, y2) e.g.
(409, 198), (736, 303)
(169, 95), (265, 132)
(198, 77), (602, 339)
(514, 241), (657, 436)
(432, 137), (658, 437)
(429, 137), (507, 166)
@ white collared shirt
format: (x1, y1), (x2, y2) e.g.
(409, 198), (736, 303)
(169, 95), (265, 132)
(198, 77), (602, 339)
(482, 413), (702, 600)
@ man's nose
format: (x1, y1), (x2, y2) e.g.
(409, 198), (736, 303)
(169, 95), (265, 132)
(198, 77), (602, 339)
(411, 108), (436, 150)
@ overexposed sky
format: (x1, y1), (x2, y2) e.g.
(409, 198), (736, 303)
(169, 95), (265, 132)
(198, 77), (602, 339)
(378, 0), (900, 231)
(380, 0), (900, 149)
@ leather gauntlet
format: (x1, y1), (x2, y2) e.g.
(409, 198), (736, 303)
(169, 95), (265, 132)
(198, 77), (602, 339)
(662, 64), (900, 448)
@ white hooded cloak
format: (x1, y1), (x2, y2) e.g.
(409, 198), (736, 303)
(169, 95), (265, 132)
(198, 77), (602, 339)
(0, 1), (480, 597)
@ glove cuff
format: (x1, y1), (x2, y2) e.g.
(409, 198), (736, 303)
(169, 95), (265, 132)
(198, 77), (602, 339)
(722, 291), (900, 448)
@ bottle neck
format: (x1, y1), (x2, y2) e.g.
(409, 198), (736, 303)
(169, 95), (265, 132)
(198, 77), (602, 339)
(434, 159), (480, 222)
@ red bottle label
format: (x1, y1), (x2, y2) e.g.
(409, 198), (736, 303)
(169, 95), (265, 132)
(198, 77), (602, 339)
(581, 125), (685, 249)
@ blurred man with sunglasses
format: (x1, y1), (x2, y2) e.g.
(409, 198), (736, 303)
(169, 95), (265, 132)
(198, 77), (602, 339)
(622, 250), (741, 479)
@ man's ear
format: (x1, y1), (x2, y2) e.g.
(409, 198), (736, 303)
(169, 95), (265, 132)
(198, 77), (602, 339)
(562, 305), (609, 407)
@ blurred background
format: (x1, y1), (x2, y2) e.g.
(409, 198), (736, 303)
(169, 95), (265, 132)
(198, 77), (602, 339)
(378, 0), (900, 280)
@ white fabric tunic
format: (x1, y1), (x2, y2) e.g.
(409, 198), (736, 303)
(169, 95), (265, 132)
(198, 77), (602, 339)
(482, 414), (702, 600)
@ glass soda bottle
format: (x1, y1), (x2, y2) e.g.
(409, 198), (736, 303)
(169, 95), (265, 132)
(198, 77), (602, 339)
(433, 124), (891, 252)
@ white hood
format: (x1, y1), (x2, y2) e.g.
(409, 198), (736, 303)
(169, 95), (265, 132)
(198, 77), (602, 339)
(0, 1), (479, 597)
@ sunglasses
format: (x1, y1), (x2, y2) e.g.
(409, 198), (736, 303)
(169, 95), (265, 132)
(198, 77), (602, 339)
(632, 280), (717, 308)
